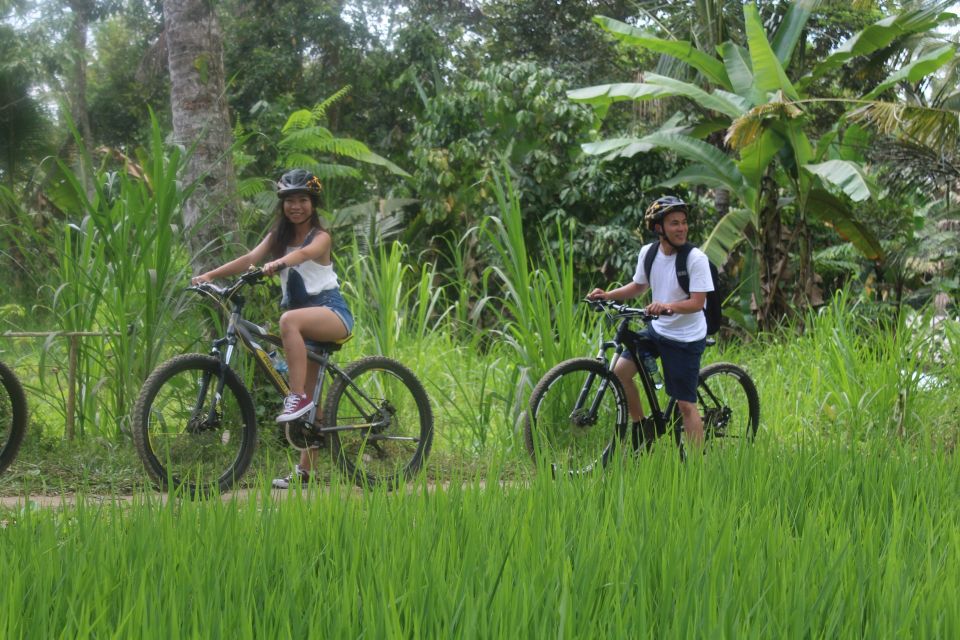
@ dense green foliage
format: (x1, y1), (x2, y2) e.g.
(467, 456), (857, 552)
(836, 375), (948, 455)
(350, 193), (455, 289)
(0, 6), (958, 636)
(570, 3), (960, 328)
(3, 1), (958, 311)
(0, 24), (53, 188)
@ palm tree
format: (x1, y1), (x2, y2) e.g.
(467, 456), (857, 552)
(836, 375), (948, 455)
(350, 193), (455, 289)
(164, 0), (237, 271)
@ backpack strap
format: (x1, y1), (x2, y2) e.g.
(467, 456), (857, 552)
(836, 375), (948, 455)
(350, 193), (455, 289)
(642, 242), (657, 284)
(674, 242), (693, 296)
(643, 241), (693, 296)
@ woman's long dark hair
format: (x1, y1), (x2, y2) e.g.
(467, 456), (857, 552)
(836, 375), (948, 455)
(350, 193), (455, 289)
(269, 196), (327, 259)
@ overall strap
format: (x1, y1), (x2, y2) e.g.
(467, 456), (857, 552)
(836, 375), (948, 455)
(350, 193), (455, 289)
(299, 227), (319, 248)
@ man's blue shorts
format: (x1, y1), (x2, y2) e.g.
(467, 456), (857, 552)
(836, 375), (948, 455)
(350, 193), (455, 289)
(635, 326), (705, 403)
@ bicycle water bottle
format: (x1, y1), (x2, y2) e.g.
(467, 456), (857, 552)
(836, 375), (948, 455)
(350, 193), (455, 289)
(641, 352), (663, 390)
(268, 350), (288, 375)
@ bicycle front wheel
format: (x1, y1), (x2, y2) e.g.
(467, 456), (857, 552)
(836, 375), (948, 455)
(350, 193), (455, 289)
(0, 360), (28, 475)
(669, 362), (759, 448)
(132, 354), (258, 495)
(524, 358), (628, 475)
(325, 356), (433, 487)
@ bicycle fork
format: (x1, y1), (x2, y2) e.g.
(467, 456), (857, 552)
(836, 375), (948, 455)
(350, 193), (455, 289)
(572, 343), (626, 426)
(191, 314), (240, 432)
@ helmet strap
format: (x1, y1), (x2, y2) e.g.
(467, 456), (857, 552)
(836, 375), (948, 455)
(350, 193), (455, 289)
(656, 227), (684, 252)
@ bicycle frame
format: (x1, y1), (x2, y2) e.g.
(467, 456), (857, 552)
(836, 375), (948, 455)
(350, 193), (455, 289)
(193, 273), (395, 438)
(597, 313), (672, 437)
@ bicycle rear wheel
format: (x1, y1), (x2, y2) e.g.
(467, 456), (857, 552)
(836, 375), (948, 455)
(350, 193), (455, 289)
(132, 354), (258, 495)
(325, 356), (433, 488)
(669, 362), (759, 448)
(0, 360), (28, 475)
(524, 358), (628, 475)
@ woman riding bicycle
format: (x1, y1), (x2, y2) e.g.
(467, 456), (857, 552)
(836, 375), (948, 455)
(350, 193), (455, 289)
(191, 168), (354, 487)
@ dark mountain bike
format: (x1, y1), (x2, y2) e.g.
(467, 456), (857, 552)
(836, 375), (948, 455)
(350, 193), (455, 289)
(0, 359), (28, 475)
(524, 299), (759, 475)
(132, 268), (434, 495)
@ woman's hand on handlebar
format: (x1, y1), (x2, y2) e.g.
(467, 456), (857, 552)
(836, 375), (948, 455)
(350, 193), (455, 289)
(263, 259), (286, 276)
(191, 274), (213, 286)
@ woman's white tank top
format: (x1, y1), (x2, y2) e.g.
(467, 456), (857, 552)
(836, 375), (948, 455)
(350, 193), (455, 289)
(280, 231), (339, 294)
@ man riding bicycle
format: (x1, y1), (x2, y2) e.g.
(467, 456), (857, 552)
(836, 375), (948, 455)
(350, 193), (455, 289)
(587, 196), (713, 448)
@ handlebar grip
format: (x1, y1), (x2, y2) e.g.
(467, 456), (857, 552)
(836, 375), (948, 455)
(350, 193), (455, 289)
(240, 267), (265, 283)
(188, 282), (228, 297)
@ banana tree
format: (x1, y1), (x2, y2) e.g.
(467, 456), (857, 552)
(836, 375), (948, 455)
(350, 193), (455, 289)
(569, 2), (958, 327)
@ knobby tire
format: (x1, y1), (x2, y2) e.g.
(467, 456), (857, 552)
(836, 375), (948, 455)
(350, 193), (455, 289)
(667, 362), (760, 448)
(524, 358), (629, 475)
(0, 360), (28, 475)
(325, 356), (433, 488)
(132, 354), (258, 496)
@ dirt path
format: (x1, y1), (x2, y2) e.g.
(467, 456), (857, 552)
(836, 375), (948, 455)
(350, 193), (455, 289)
(0, 480), (486, 510)
(0, 488), (314, 509)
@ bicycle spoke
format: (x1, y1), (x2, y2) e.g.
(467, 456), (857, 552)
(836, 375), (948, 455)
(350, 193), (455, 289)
(526, 359), (624, 474)
(134, 355), (257, 494)
(327, 357), (432, 487)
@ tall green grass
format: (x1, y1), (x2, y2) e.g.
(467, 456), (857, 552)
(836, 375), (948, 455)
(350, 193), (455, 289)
(479, 168), (592, 381)
(3, 440), (958, 637)
(32, 116), (193, 436)
(739, 289), (959, 445)
(7, 151), (958, 473)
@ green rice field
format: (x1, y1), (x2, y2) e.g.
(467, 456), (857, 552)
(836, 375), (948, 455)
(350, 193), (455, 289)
(3, 439), (958, 638)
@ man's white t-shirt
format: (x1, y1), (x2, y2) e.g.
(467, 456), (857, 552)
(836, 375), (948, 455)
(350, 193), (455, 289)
(632, 243), (713, 342)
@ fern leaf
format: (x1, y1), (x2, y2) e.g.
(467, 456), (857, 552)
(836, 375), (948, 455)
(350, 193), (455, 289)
(312, 86), (352, 121)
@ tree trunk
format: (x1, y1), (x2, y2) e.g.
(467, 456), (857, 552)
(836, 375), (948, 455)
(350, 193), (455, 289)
(714, 187), (730, 218)
(756, 176), (783, 330)
(164, 0), (237, 271)
(66, 0), (94, 193)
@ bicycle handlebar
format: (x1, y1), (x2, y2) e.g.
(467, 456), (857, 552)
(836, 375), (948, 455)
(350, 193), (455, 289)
(585, 298), (660, 322)
(187, 267), (268, 301)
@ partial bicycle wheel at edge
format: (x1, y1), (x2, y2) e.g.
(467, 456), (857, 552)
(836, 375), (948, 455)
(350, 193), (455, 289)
(0, 360), (28, 475)
(524, 358), (629, 475)
(325, 356), (433, 488)
(132, 354), (258, 495)
(668, 362), (759, 448)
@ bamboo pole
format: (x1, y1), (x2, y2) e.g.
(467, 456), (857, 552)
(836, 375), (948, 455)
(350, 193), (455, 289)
(1, 331), (120, 440)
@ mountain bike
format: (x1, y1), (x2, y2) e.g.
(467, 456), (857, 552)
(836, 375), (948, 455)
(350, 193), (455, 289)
(132, 267), (434, 495)
(524, 299), (759, 475)
(0, 359), (28, 475)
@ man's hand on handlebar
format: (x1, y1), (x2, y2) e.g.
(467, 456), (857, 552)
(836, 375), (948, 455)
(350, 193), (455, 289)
(586, 288), (608, 301)
(584, 294), (672, 319)
(645, 301), (675, 316)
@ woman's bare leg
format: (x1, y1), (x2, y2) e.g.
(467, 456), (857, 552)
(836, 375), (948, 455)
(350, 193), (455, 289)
(278, 307), (349, 395)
